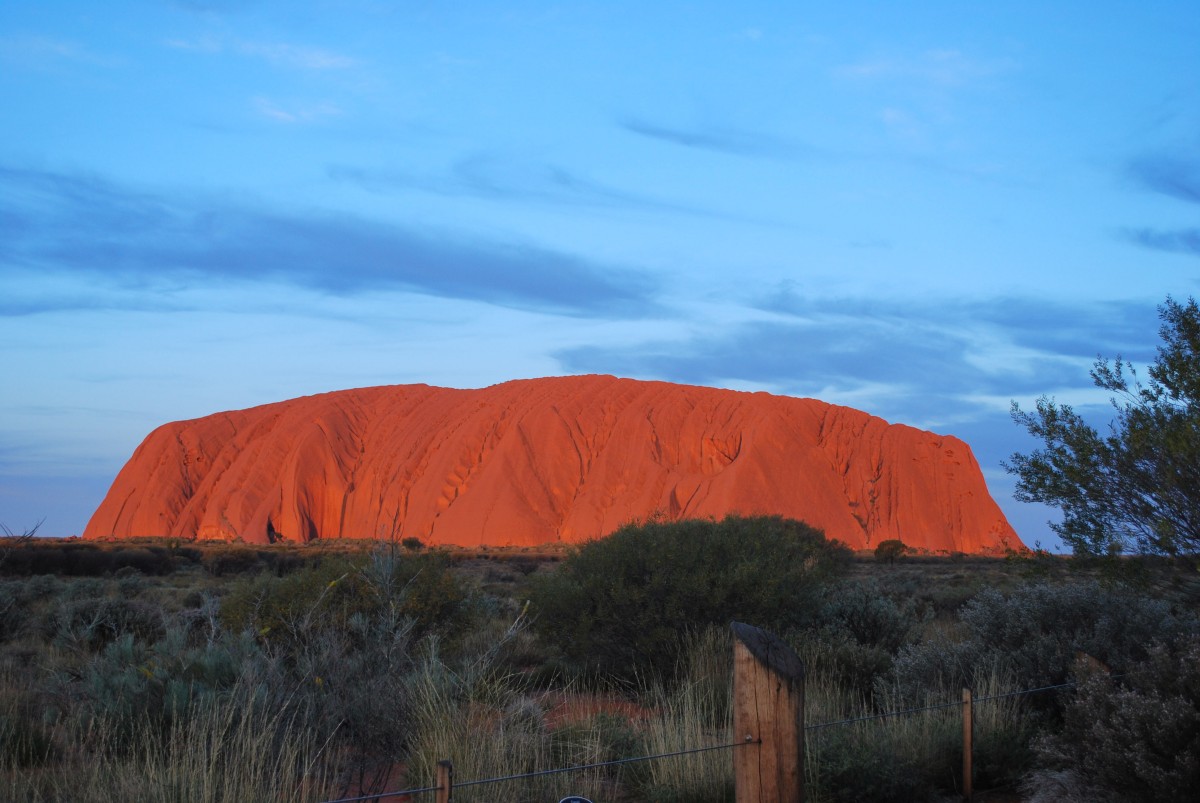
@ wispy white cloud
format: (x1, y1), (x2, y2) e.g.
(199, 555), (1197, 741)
(837, 49), (1013, 88)
(0, 35), (121, 69)
(164, 36), (222, 53)
(238, 41), (357, 70)
(253, 97), (342, 124)
(165, 35), (358, 70)
(879, 107), (923, 141)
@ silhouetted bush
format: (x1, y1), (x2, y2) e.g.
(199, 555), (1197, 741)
(529, 515), (850, 681)
(0, 543), (176, 576)
(874, 539), (907, 563)
(202, 547), (267, 576)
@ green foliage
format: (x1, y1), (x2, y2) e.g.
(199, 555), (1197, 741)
(1008, 296), (1200, 556)
(529, 515), (850, 681)
(219, 551), (467, 647)
(1035, 635), (1200, 802)
(874, 539), (907, 563)
(891, 580), (1196, 699)
(804, 580), (926, 697)
(812, 727), (946, 803)
(817, 579), (922, 655)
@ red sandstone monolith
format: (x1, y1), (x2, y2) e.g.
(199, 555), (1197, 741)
(83, 375), (1022, 551)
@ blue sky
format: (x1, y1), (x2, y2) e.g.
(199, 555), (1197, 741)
(2, 1), (1197, 547)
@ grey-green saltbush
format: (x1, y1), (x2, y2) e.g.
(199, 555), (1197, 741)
(1034, 635), (1200, 802)
(891, 580), (1197, 698)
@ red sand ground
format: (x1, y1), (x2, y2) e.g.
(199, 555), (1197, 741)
(84, 375), (1022, 553)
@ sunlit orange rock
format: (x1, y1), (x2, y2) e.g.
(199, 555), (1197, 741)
(83, 376), (1022, 552)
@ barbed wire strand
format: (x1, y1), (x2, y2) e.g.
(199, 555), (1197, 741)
(322, 783), (440, 803)
(454, 739), (756, 789)
(321, 739), (757, 802)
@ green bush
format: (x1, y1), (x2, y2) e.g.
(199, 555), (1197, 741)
(801, 580), (925, 697)
(1034, 635), (1200, 802)
(891, 580), (1196, 698)
(529, 515), (850, 681)
(817, 579), (923, 655)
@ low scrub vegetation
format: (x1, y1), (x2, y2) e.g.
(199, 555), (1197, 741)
(0, 518), (1196, 801)
(529, 515), (851, 681)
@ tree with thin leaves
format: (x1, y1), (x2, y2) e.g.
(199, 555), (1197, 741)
(1006, 296), (1200, 556)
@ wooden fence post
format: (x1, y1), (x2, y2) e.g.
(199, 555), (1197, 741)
(435, 759), (453, 803)
(962, 688), (973, 802)
(731, 621), (805, 803)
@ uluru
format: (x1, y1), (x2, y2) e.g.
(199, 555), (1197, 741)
(83, 375), (1022, 553)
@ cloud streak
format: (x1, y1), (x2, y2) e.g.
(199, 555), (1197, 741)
(0, 166), (659, 318)
(619, 118), (810, 159)
(1126, 154), (1200, 205)
(1123, 227), (1200, 257)
(330, 154), (732, 218)
(1121, 152), (1200, 257)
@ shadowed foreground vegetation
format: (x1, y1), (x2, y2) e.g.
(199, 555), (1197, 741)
(0, 518), (1198, 801)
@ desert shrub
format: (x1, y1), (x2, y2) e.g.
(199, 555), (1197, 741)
(874, 539), (907, 563)
(530, 515), (850, 682)
(0, 577), (62, 642)
(81, 629), (268, 737)
(50, 595), (166, 652)
(202, 547), (267, 576)
(816, 579), (923, 655)
(798, 581), (925, 698)
(803, 636), (895, 701)
(220, 550), (467, 649)
(892, 580), (1196, 698)
(1033, 635), (1200, 802)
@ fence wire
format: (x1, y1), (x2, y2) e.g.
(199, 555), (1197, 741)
(322, 739), (757, 802)
(321, 676), (1093, 802)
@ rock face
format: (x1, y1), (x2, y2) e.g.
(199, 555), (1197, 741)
(84, 376), (1022, 552)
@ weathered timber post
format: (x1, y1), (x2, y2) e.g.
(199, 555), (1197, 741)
(731, 621), (805, 803)
(962, 688), (974, 802)
(435, 759), (453, 803)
